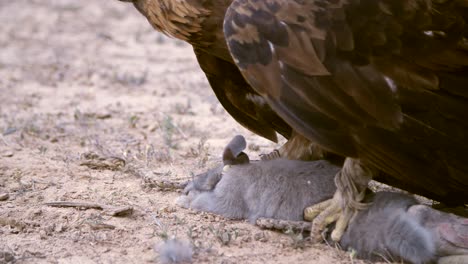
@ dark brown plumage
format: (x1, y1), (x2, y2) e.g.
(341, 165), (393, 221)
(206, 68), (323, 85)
(223, 0), (468, 204)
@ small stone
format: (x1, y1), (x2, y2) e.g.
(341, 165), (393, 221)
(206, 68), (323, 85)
(3, 127), (17, 136)
(1, 150), (14, 157)
(96, 113), (112, 119)
(248, 143), (260, 151)
(0, 193), (9, 201)
(104, 206), (133, 217)
(0, 251), (15, 262)
(71, 231), (81, 242)
(55, 224), (65, 233)
(254, 232), (268, 242)
(33, 209), (42, 216)
(44, 224), (55, 235)
(39, 230), (47, 240)
(221, 232), (231, 245)
(160, 206), (176, 213)
(241, 236), (252, 243)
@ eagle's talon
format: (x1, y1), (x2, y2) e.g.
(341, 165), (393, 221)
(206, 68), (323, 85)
(331, 206), (354, 242)
(306, 195), (342, 242)
(306, 198), (354, 243)
(306, 158), (373, 243)
(260, 149), (281, 160)
(304, 199), (332, 221)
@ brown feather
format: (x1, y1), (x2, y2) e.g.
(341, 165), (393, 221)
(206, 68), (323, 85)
(224, 0), (468, 204)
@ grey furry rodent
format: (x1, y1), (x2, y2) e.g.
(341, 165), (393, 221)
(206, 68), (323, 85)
(178, 135), (468, 263)
(157, 238), (193, 264)
(178, 135), (338, 222)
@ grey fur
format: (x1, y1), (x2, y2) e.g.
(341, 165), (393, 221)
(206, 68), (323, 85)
(181, 134), (250, 195)
(342, 193), (468, 263)
(180, 159), (338, 222)
(186, 165), (223, 193)
(157, 239), (193, 264)
(178, 135), (468, 263)
(222, 134), (249, 165)
(341, 192), (436, 263)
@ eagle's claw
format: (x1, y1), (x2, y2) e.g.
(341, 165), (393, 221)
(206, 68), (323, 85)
(305, 158), (373, 242)
(304, 192), (354, 242)
(260, 149), (281, 160)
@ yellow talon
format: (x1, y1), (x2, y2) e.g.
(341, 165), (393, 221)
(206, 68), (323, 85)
(304, 199), (332, 221)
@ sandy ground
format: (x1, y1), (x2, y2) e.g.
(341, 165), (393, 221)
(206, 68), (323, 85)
(0, 1), (379, 263)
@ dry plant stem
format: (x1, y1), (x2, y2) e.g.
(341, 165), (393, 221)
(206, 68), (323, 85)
(44, 202), (133, 216)
(87, 222), (116, 230)
(79, 158), (125, 171)
(153, 179), (188, 190)
(44, 201), (104, 210)
(256, 217), (310, 232)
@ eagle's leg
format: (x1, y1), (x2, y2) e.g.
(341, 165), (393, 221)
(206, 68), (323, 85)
(260, 132), (328, 161)
(304, 158), (376, 242)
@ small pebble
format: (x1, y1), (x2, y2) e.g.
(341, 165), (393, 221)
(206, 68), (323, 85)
(1, 150), (14, 157)
(0, 251), (15, 262)
(0, 193), (9, 201)
(254, 232), (268, 242)
(241, 236), (252, 243)
(39, 230), (47, 240)
(160, 206), (176, 213)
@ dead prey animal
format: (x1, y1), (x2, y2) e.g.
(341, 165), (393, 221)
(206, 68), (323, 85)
(178, 135), (468, 264)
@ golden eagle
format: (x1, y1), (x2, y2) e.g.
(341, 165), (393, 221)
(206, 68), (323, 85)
(120, 0), (468, 241)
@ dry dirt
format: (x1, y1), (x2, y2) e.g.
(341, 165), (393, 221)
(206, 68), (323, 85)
(0, 1), (380, 263)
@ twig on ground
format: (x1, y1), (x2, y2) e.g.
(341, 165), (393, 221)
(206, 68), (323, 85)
(86, 221), (116, 230)
(255, 217), (310, 232)
(152, 179), (188, 191)
(79, 152), (126, 171)
(44, 201), (103, 209)
(44, 201), (133, 216)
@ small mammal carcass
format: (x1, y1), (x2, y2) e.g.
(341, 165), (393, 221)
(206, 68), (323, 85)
(178, 135), (468, 264)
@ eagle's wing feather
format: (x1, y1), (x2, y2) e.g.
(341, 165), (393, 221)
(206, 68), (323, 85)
(224, 0), (468, 203)
(193, 48), (292, 142)
(224, 0), (406, 157)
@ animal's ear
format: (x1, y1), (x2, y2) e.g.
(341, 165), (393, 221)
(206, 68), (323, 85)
(235, 152), (250, 165)
(223, 135), (250, 165)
